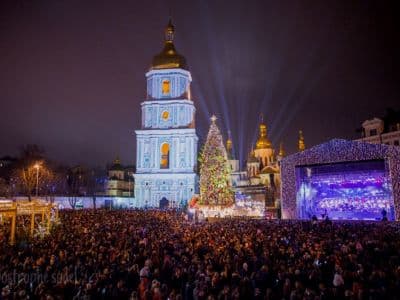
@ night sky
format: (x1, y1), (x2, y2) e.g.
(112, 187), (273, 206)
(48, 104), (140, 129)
(1, 0), (399, 167)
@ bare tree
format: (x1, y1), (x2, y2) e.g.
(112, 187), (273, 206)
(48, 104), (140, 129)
(66, 167), (86, 209)
(0, 178), (11, 198)
(10, 145), (58, 201)
(20, 144), (45, 163)
(12, 162), (53, 201)
(68, 196), (77, 209)
(42, 167), (66, 201)
(86, 168), (106, 209)
(87, 170), (97, 209)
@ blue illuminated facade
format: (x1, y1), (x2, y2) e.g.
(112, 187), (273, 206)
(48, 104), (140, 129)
(134, 21), (198, 208)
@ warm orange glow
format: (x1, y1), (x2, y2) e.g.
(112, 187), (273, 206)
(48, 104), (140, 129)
(160, 143), (170, 169)
(162, 79), (170, 94)
(162, 110), (169, 120)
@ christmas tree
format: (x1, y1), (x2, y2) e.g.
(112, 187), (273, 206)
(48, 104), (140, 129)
(199, 115), (234, 205)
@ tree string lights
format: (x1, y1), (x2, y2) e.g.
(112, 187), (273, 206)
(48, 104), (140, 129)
(199, 115), (234, 206)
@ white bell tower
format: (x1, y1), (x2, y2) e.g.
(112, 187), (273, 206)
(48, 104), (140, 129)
(134, 20), (198, 208)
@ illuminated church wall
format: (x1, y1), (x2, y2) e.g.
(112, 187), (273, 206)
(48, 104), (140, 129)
(146, 69), (191, 100)
(281, 139), (400, 220)
(134, 21), (198, 208)
(254, 148), (274, 166)
(135, 130), (197, 172)
(141, 100), (195, 129)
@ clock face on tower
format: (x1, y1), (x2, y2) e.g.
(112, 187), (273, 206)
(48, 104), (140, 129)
(161, 110), (170, 121)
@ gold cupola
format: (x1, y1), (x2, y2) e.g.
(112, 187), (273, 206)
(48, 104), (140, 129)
(255, 121), (272, 149)
(278, 142), (285, 157)
(151, 19), (187, 70)
(298, 130), (306, 151)
(226, 131), (233, 159)
(110, 156), (123, 171)
(226, 138), (232, 152)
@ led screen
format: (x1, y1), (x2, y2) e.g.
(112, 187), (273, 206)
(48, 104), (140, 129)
(296, 160), (395, 220)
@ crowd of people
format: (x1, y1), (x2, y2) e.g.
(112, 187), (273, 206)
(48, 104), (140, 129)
(1, 209), (400, 299)
(318, 197), (390, 213)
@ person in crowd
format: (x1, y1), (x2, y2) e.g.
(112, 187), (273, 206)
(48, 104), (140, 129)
(1, 209), (400, 299)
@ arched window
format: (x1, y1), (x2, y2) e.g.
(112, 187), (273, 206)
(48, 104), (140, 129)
(162, 79), (170, 95)
(160, 143), (170, 169)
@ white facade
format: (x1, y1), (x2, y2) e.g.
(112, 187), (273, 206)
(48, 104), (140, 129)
(107, 180), (134, 197)
(134, 69), (198, 208)
(357, 118), (400, 146)
(105, 159), (134, 197)
(227, 158), (248, 187)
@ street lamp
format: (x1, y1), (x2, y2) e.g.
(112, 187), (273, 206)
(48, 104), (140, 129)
(34, 163), (40, 197)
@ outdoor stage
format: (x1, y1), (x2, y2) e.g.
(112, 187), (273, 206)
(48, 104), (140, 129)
(281, 139), (400, 220)
(296, 160), (393, 220)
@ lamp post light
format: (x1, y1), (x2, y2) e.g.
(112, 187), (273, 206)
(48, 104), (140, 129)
(34, 163), (40, 197)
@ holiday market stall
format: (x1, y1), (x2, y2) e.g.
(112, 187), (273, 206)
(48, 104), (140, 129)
(0, 199), (59, 245)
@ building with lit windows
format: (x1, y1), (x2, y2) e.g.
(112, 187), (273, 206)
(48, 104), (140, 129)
(225, 134), (248, 187)
(224, 119), (306, 213)
(357, 117), (400, 146)
(106, 158), (134, 197)
(134, 20), (198, 208)
(245, 121), (305, 191)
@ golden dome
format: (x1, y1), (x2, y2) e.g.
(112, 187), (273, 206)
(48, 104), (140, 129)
(255, 123), (272, 149)
(278, 142), (285, 157)
(226, 130), (232, 151)
(226, 138), (232, 152)
(151, 19), (187, 70)
(298, 130), (305, 151)
(226, 132), (233, 159)
(110, 156), (123, 171)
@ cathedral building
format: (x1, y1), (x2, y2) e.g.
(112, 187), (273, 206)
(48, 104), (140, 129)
(225, 118), (306, 211)
(134, 20), (198, 208)
(248, 119), (282, 191)
(106, 157), (134, 197)
(226, 134), (248, 187)
(356, 117), (400, 146)
(245, 121), (306, 191)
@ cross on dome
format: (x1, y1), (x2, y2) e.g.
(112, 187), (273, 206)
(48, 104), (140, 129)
(151, 18), (187, 70)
